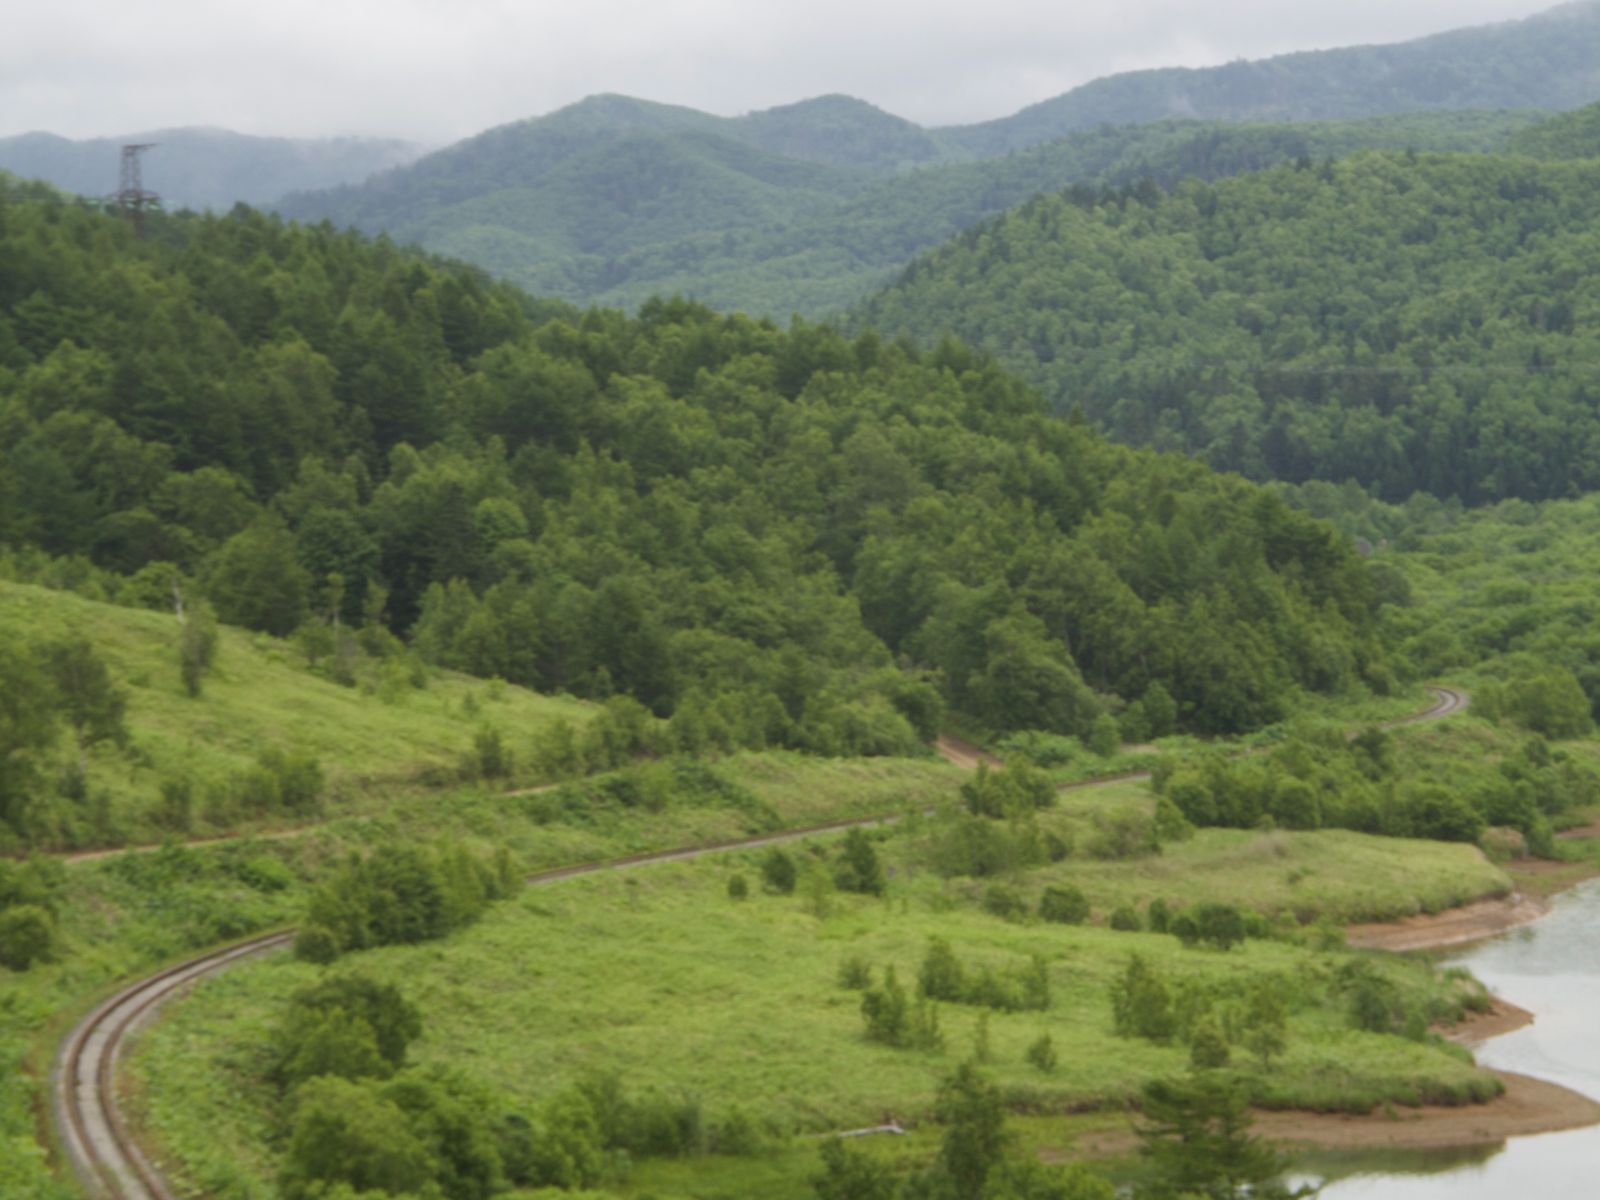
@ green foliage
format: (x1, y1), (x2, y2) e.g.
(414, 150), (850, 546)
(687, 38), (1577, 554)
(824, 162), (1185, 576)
(761, 848), (798, 895)
(280, 1075), (435, 1200)
(1134, 1074), (1306, 1200)
(0, 181), (1389, 757)
(279, 71), (1559, 319)
(0, 904), (57, 970)
(1187, 1015), (1231, 1071)
(178, 603), (218, 698)
(297, 841), (515, 962)
(1108, 904), (1143, 932)
(726, 873), (749, 901)
(1111, 955), (1175, 1043)
(813, 1136), (897, 1200)
(1025, 1032), (1058, 1074)
(917, 938), (1052, 1015)
(864, 148), (1600, 508)
(1038, 884), (1090, 925)
(272, 974), (423, 1088)
(834, 827), (887, 896)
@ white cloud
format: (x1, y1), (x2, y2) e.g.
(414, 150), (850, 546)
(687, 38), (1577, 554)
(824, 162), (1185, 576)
(0, 0), (1571, 142)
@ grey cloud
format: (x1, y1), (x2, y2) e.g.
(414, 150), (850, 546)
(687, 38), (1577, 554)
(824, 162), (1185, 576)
(0, 0), (1566, 142)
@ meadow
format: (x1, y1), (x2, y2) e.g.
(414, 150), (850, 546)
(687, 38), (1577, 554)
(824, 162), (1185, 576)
(124, 788), (1508, 1200)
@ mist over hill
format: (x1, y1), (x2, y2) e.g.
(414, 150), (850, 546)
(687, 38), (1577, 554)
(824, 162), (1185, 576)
(0, 127), (426, 212)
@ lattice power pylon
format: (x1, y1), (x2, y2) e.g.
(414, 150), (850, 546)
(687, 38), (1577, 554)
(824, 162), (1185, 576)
(114, 143), (161, 237)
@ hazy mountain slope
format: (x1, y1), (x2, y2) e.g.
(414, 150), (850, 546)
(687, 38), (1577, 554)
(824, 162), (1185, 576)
(942, 0), (1600, 154)
(560, 109), (1542, 316)
(0, 126), (424, 211)
(1510, 96), (1600, 156)
(284, 107), (1537, 317)
(857, 145), (1600, 505)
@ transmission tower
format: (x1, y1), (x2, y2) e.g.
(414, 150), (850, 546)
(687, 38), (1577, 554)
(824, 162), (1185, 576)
(114, 143), (161, 237)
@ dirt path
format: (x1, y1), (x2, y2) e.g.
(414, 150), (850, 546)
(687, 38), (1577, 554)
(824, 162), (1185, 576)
(934, 734), (1002, 770)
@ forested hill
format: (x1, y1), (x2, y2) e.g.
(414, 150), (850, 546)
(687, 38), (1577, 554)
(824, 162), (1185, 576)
(858, 129), (1600, 506)
(0, 175), (1389, 751)
(277, 107), (1538, 317)
(0, 127), (424, 212)
(944, 0), (1600, 155)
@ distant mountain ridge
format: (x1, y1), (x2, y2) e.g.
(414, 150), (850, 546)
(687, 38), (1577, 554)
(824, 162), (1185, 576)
(272, 2), (1600, 314)
(942, 0), (1600, 153)
(0, 127), (426, 212)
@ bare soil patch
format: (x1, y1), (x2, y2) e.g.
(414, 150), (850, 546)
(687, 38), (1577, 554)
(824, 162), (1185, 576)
(1057, 1072), (1600, 1158)
(1345, 893), (1550, 952)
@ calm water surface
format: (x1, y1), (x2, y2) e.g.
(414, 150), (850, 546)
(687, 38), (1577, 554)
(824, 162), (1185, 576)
(1310, 878), (1600, 1199)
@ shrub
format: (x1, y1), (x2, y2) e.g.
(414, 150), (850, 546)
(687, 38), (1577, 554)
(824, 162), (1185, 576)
(1188, 1015), (1231, 1070)
(726, 873), (749, 900)
(1039, 884), (1090, 925)
(1147, 898), (1172, 934)
(919, 938), (967, 1002)
(834, 827), (886, 896)
(0, 904), (57, 970)
(471, 727), (513, 780)
(1111, 955), (1174, 1043)
(272, 974), (422, 1088)
(838, 955), (872, 990)
(760, 848), (797, 895)
(1026, 1032), (1058, 1073)
(280, 1076), (433, 1200)
(862, 966), (910, 1046)
(1088, 713), (1121, 758)
(982, 883), (1027, 921)
(1108, 904), (1142, 932)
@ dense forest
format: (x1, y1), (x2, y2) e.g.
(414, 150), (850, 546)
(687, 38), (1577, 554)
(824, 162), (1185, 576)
(0, 175), (1389, 763)
(279, 104), (1540, 316)
(860, 124), (1600, 505)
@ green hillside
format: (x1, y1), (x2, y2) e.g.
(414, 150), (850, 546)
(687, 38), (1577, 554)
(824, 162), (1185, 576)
(0, 578), (591, 851)
(859, 128), (1600, 505)
(280, 105), (1538, 317)
(0, 173), (1396, 827)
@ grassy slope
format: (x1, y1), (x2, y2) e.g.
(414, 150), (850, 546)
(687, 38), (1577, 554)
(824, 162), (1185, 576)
(0, 579), (592, 848)
(126, 786), (1507, 1200)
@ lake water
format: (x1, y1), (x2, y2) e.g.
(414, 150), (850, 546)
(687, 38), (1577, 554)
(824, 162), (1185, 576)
(1309, 878), (1600, 1199)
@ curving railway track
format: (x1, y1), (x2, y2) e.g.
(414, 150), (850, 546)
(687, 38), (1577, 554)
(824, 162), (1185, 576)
(50, 686), (1468, 1199)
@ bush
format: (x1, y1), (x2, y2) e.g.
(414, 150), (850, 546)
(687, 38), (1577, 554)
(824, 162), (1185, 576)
(1111, 955), (1174, 1042)
(833, 828), (886, 896)
(1147, 898), (1172, 933)
(726, 873), (749, 900)
(1026, 1032), (1058, 1073)
(1038, 884), (1090, 925)
(471, 727), (513, 780)
(760, 848), (797, 894)
(1108, 904), (1142, 932)
(280, 1076), (433, 1200)
(838, 955), (872, 990)
(272, 974), (422, 1088)
(0, 904), (57, 970)
(982, 883), (1027, 921)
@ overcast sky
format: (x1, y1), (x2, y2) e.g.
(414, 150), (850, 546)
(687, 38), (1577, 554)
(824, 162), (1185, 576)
(0, 0), (1571, 145)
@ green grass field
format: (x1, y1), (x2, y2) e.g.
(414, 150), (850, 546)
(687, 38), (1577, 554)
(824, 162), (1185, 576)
(125, 805), (1505, 1200)
(0, 579), (594, 849)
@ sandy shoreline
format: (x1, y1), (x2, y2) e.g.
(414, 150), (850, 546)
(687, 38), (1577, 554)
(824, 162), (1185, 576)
(1345, 892), (1552, 952)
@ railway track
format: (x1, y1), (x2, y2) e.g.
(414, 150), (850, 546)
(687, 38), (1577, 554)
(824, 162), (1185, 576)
(50, 686), (1468, 1199)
